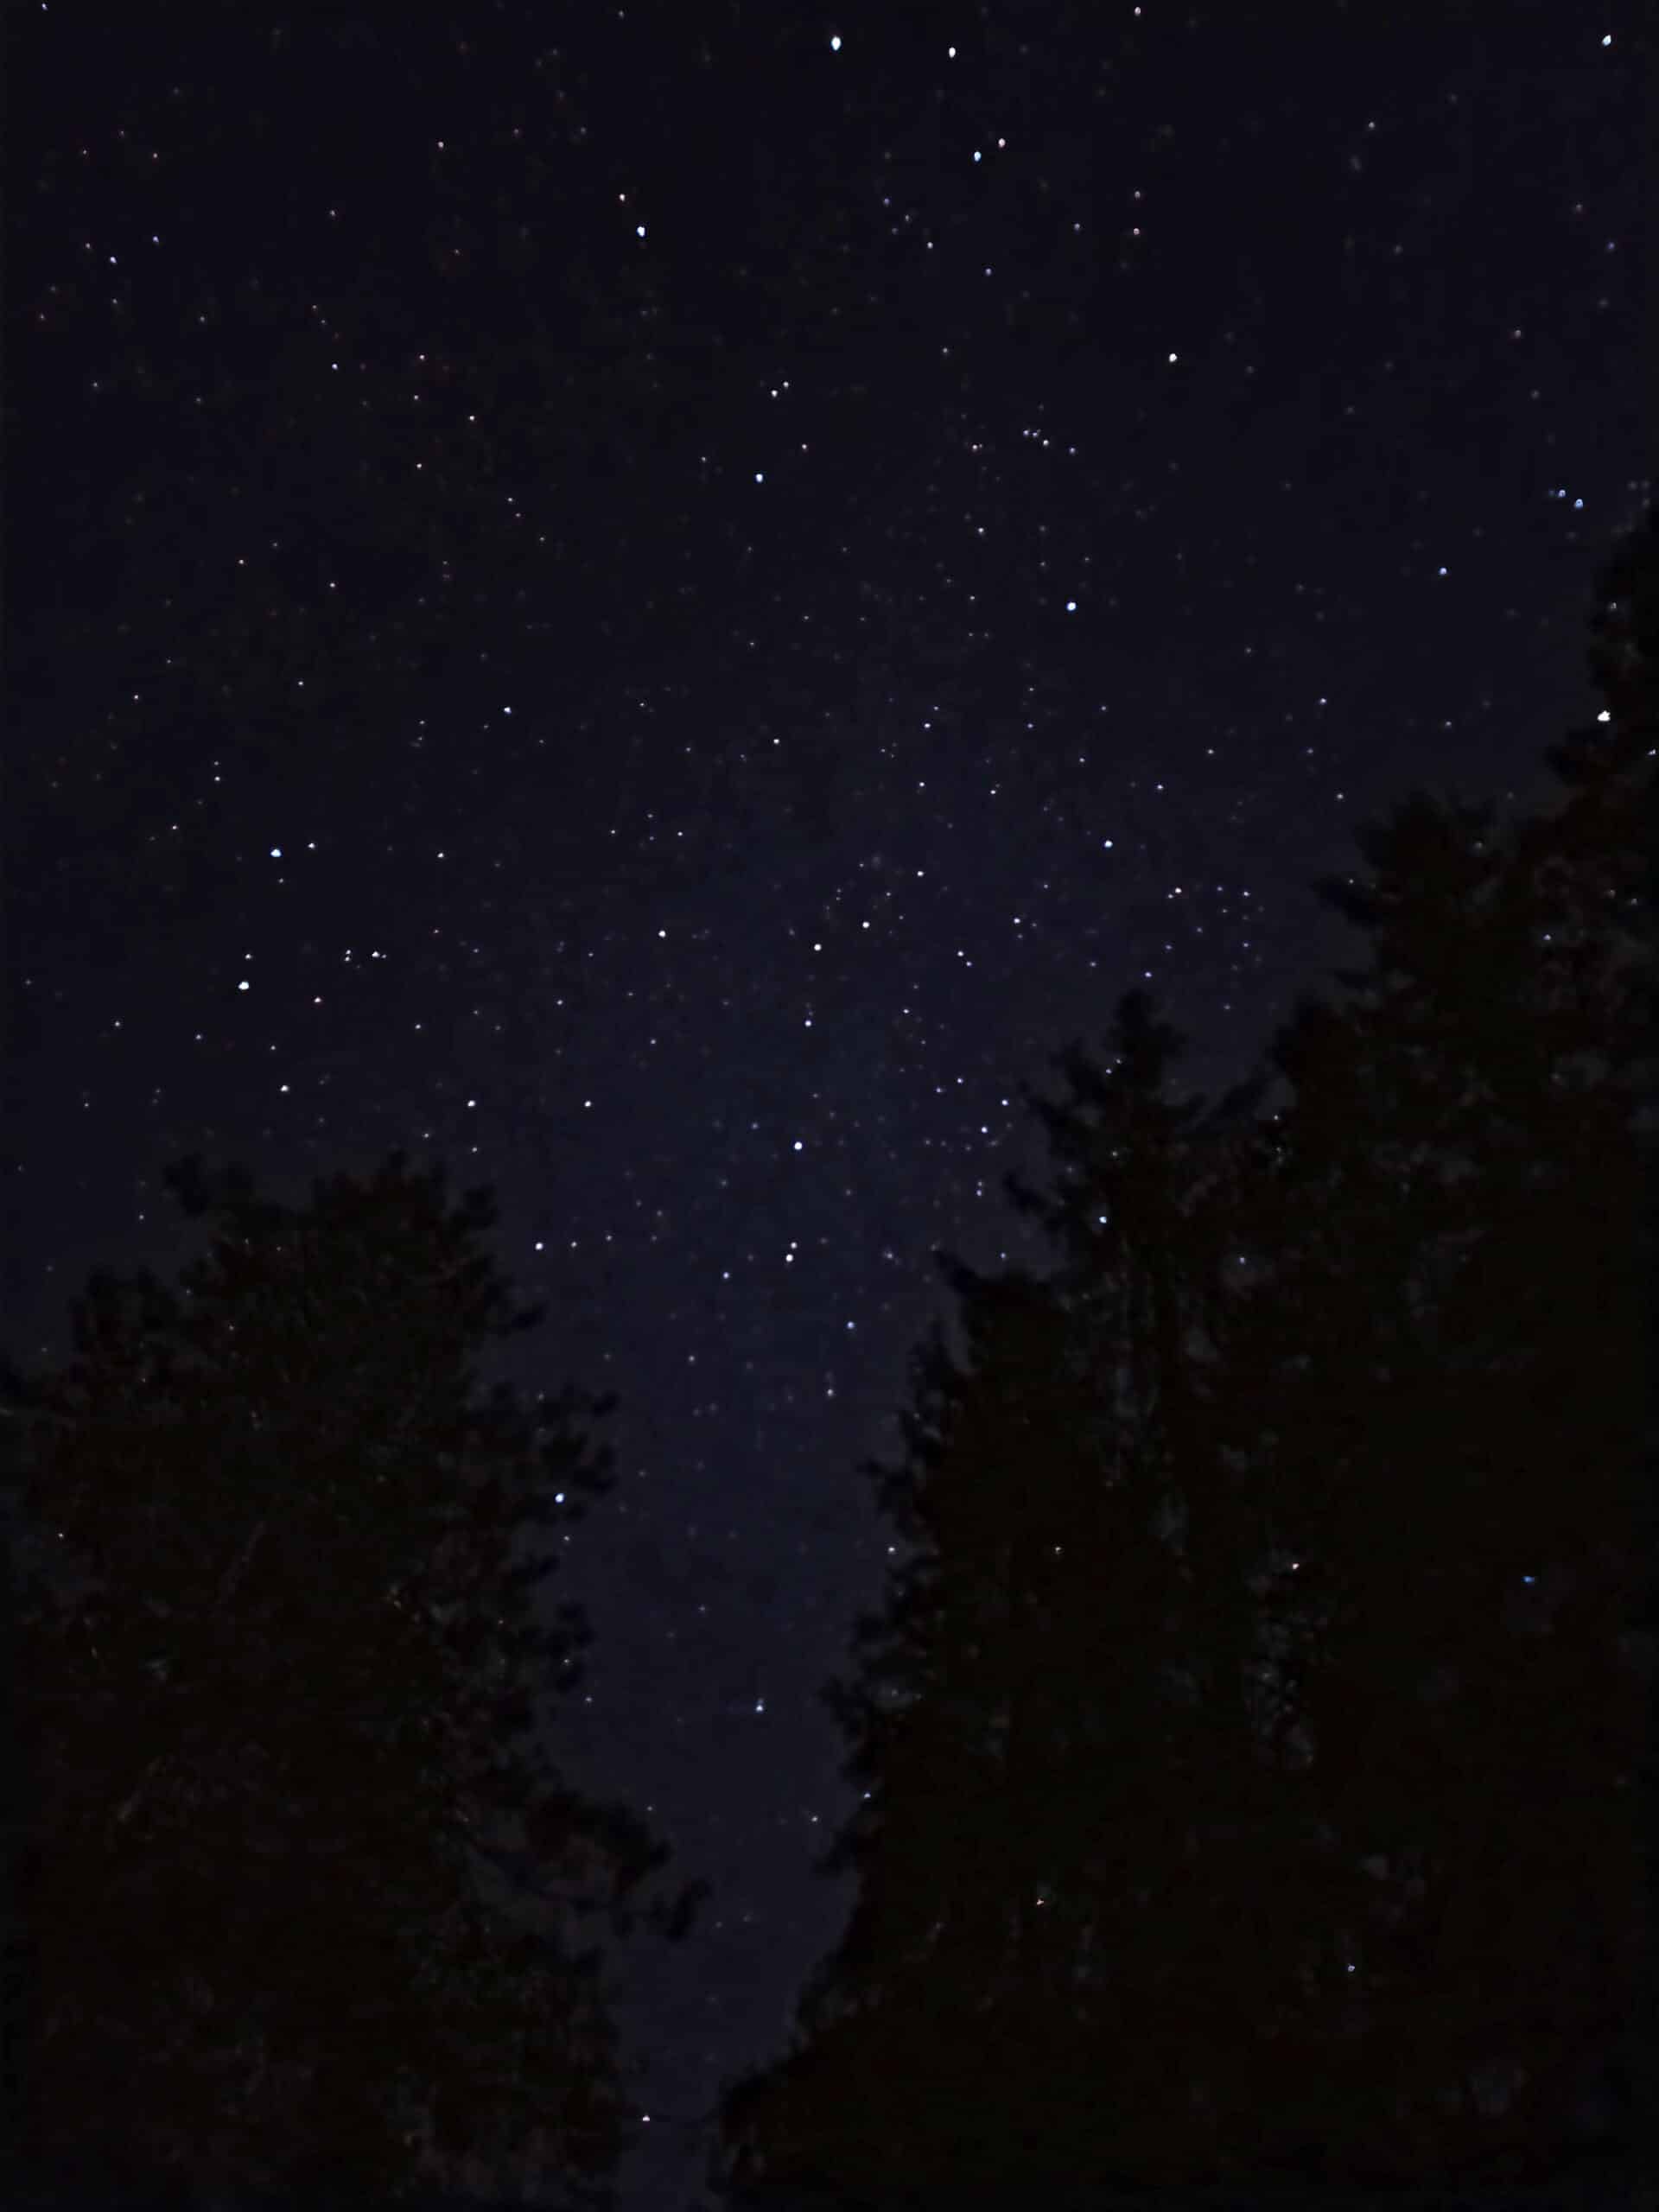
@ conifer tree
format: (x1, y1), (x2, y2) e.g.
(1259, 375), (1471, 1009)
(13, 1151), (707, 2209)
(1198, 505), (1656, 2177)
(709, 1261), (1141, 2199)
(708, 508), (1656, 2202)
(995, 992), (1351, 2180)
(709, 995), (1288, 2200)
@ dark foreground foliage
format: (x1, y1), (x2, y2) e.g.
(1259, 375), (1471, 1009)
(703, 517), (1656, 2200)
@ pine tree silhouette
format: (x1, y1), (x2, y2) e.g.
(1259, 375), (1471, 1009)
(1188, 502), (1655, 2178)
(708, 994), (1295, 2201)
(705, 508), (1656, 2205)
(10, 1151), (709, 2209)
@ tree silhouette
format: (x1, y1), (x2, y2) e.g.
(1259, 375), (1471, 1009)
(10, 1150), (709, 2209)
(1176, 505), (1655, 2177)
(707, 995), (1297, 2202)
(996, 993), (1344, 2181)
(704, 508), (1655, 2204)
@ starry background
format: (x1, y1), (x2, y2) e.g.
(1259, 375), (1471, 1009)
(4, 5), (1650, 2204)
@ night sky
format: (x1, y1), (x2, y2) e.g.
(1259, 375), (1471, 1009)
(6, 7), (1650, 2203)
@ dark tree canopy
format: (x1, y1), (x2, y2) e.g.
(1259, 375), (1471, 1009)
(10, 1149), (708, 2209)
(706, 509), (1655, 2203)
(709, 994), (1314, 2200)
(1236, 502), (1655, 2171)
